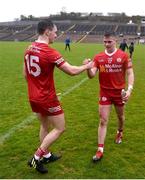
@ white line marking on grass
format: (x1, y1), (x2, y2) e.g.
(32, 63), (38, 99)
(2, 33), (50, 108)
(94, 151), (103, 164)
(0, 77), (88, 145)
(60, 77), (88, 99)
(0, 114), (35, 145)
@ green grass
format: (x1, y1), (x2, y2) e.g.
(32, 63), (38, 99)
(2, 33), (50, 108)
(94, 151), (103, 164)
(0, 41), (145, 178)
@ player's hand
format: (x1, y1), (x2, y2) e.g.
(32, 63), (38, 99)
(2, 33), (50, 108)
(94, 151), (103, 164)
(85, 60), (93, 69)
(122, 90), (131, 102)
(83, 58), (91, 65)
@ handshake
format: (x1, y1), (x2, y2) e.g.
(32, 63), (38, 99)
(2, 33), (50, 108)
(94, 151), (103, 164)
(82, 58), (93, 69)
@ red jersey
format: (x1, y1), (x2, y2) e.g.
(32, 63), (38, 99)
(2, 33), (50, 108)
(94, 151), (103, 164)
(93, 49), (132, 89)
(24, 42), (65, 103)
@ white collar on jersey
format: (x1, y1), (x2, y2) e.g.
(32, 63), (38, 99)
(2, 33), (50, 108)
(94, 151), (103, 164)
(35, 40), (48, 45)
(105, 48), (117, 56)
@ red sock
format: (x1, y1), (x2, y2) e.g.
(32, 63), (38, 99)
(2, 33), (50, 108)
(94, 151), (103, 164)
(34, 147), (45, 159)
(98, 144), (104, 153)
(98, 144), (104, 148)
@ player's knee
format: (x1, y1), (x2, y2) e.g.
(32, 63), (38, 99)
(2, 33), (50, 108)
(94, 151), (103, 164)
(99, 117), (108, 126)
(60, 126), (66, 134)
(57, 126), (66, 135)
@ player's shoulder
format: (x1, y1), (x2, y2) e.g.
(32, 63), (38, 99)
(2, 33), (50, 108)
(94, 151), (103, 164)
(44, 45), (56, 53)
(117, 49), (128, 56)
(116, 49), (129, 62)
(45, 46), (63, 62)
(94, 51), (105, 59)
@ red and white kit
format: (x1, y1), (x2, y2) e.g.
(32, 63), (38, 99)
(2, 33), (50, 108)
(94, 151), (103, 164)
(93, 49), (132, 106)
(24, 42), (65, 115)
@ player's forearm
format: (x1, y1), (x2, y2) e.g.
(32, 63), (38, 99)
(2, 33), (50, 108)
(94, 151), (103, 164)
(69, 64), (89, 75)
(87, 66), (97, 79)
(60, 61), (92, 76)
(127, 69), (134, 93)
(87, 69), (95, 78)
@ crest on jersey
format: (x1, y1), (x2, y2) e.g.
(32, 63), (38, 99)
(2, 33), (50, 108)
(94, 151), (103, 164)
(108, 58), (112, 63)
(117, 58), (122, 62)
(101, 96), (107, 101)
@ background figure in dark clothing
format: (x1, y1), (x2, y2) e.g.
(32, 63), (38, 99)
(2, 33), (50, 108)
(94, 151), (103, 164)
(119, 39), (128, 51)
(65, 37), (71, 51)
(129, 42), (134, 58)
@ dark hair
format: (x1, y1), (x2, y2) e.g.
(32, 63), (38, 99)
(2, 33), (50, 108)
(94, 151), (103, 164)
(37, 20), (54, 35)
(104, 31), (116, 38)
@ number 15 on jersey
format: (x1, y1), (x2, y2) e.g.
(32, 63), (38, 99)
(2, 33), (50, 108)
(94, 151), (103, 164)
(25, 54), (41, 77)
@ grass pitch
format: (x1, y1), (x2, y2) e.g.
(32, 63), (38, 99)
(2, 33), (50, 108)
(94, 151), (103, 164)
(0, 42), (145, 178)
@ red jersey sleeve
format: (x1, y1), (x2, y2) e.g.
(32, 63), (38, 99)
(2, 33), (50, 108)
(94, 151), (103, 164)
(124, 53), (133, 69)
(93, 55), (99, 68)
(49, 49), (65, 67)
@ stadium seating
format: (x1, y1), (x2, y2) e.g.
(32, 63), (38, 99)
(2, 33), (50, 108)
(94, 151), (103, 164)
(116, 25), (138, 35)
(90, 24), (116, 35)
(0, 20), (144, 43)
